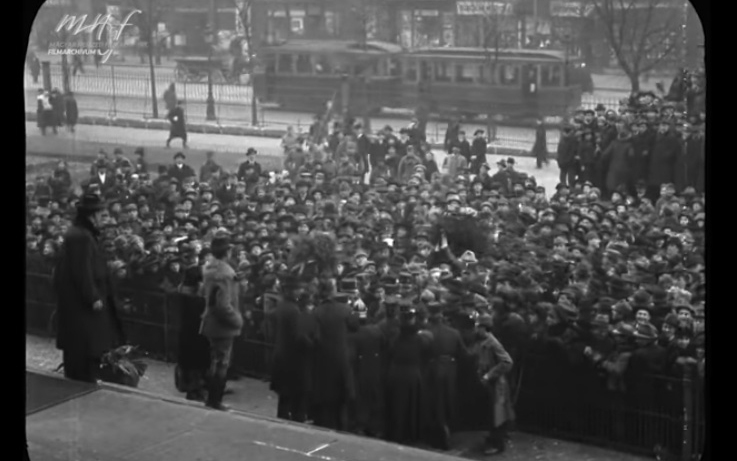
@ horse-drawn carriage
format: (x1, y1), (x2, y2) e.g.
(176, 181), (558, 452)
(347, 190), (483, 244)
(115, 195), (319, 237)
(174, 56), (250, 84)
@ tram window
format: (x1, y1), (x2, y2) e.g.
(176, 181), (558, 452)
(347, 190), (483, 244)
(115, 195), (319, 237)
(277, 54), (293, 73)
(499, 65), (519, 85)
(435, 62), (452, 82)
(314, 56), (333, 75)
(420, 61), (432, 81)
(295, 54), (312, 74)
(388, 58), (402, 77)
(405, 60), (417, 81)
(541, 65), (563, 87)
(455, 64), (475, 84)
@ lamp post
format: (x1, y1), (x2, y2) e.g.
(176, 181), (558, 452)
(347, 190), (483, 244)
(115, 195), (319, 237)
(205, 29), (217, 121)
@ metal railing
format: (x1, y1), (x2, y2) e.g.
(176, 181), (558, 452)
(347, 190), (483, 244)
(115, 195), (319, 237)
(25, 267), (704, 460)
(24, 63), (622, 138)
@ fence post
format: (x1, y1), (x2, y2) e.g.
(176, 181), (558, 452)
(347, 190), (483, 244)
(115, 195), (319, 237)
(42, 61), (51, 92)
(163, 291), (170, 362)
(681, 366), (694, 461)
(111, 64), (117, 118)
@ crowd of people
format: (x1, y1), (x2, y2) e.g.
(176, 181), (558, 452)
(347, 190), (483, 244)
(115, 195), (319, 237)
(28, 94), (705, 456)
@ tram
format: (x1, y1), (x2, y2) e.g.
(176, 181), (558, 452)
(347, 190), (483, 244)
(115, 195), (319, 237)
(251, 40), (403, 115)
(251, 40), (593, 120)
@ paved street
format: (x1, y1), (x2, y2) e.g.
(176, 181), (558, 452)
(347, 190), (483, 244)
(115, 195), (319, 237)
(27, 334), (648, 461)
(26, 122), (564, 193)
(24, 91), (562, 150)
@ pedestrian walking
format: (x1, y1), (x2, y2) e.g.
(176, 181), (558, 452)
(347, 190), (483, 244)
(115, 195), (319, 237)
(72, 54), (85, 76)
(166, 100), (187, 148)
(28, 52), (41, 84)
(52, 193), (126, 383)
(163, 83), (177, 113)
(199, 235), (244, 410)
(50, 88), (65, 131)
(36, 89), (55, 135)
(64, 91), (78, 133)
(532, 118), (549, 169)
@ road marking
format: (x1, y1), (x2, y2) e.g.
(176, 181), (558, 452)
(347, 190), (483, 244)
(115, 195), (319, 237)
(306, 443), (331, 455)
(252, 440), (341, 460)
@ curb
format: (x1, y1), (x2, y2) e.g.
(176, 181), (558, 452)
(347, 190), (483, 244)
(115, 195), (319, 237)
(25, 111), (540, 158)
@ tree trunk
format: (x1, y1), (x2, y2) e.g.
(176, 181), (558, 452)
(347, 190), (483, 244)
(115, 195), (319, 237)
(628, 71), (640, 94)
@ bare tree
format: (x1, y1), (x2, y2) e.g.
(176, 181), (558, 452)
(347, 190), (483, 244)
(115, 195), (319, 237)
(233, 0), (260, 126)
(585, 0), (682, 93)
(480, 1), (515, 140)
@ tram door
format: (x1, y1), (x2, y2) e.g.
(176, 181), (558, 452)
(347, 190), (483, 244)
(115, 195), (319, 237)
(522, 64), (539, 114)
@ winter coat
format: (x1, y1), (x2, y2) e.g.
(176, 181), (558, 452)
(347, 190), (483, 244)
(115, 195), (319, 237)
(648, 133), (681, 187)
(476, 331), (515, 428)
(198, 258), (243, 339)
(53, 221), (124, 357)
(603, 133), (634, 192)
(64, 95), (78, 126)
(556, 132), (578, 167)
(674, 135), (704, 193)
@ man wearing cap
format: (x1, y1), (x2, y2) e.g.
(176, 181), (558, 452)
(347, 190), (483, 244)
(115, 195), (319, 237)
(53, 194), (125, 383)
(425, 301), (470, 449)
(443, 146), (468, 178)
(237, 148), (262, 181)
(270, 273), (314, 422)
(166, 99), (188, 148)
(469, 129), (487, 174)
(557, 124), (579, 188)
(168, 152), (197, 185)
(86, 161), (117, 196)
(475, 314), (515, 456)
(674, 122), (704, 193)
(200, 151), (223, 183)
(532, 118), (549, 169)
(199, 235), (243, 410)
(647, 120), (680, 201)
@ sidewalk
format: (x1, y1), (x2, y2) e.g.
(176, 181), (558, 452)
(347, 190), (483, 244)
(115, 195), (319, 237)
(26, 334), (647, 461)
(25, 122), (564, 193)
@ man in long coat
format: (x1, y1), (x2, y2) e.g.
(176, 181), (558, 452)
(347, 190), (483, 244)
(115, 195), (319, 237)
(310, 281), (360, 430)
(647, 121), (681, 200)
(475, 314), (515, 456)
(424, 301), (470, 449)
(166, 100), (187, 148)
(270, 274), (315, 422)
(674, 125), (704, 193)
(199, 236), (243, 410)
(53, 194), (124, 382)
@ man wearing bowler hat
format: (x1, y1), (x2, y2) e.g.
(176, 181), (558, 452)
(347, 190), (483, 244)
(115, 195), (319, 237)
(53, 193), (125, 383)
(199, 235), (243, 410)
(166, 100), (188, 148)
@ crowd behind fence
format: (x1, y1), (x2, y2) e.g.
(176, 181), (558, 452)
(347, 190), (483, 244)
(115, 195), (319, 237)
(25, 268), (704, 461)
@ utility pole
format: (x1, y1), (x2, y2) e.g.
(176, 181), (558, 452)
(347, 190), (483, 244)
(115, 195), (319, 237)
(206, 0), (217, 121)
(147, 0), (159, 118)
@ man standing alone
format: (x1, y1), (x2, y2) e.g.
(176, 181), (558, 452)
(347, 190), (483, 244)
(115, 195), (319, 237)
(167, 100), (188, 148)
(199, 236), (244, 410)
(53, 194), (124, 383)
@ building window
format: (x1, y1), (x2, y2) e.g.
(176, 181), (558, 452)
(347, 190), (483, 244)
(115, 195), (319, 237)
(541, 65), (563, 87)
(277, 54), (292, 73)
(404, 59), (418, 81)
(295, 54), (312, 73)
(456, 16), (482, 47)
(434, 61), (452, 82)
(267, 8), (289, 43)
(325, 11), (340, 37)
(413, 10), (442, 48)
(399, 11), (413, 48)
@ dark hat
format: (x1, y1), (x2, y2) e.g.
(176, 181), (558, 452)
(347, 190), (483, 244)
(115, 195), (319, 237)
(210, 236), (233, 255)
(174, 152), (186, 160)
(595, 103), (607, 112)
(633, 323), (658, 340)
(76, 193), (105, 212)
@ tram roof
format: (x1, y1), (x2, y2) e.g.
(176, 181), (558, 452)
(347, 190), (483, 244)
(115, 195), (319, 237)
(407, 47), (577, 63)
(260, 40), (403, 55)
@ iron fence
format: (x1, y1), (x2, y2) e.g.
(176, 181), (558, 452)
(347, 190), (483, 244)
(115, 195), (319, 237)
(25, 63), (622, 136)
(25, 268), (704, 460)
